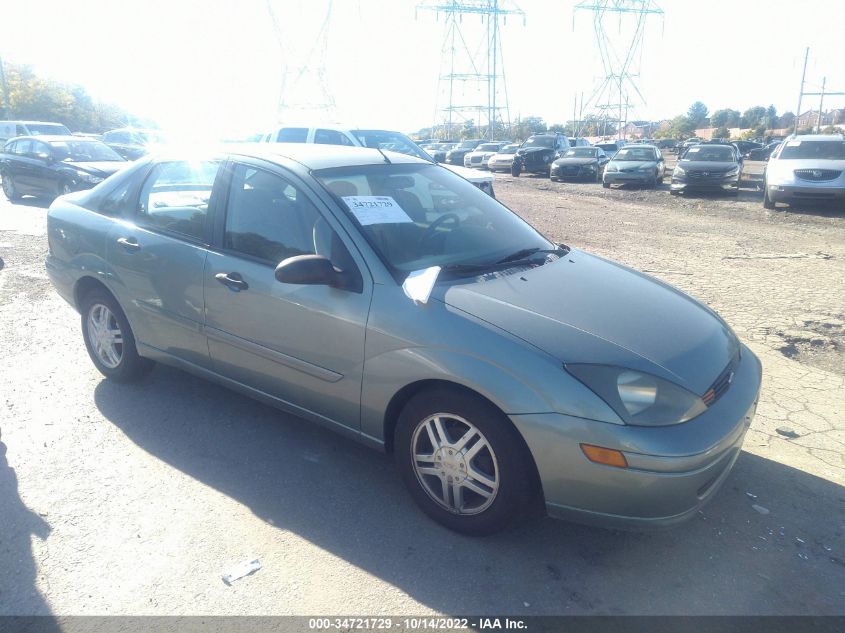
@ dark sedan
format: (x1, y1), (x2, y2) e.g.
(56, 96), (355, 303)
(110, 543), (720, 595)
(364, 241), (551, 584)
(444, 139), (483, 165)
(102, 128), (166, 160)
(748, 141), (782, 161)
(1, 136), (126, 200)
(670, 143), (742, 196)
(550, 147), (610, 182)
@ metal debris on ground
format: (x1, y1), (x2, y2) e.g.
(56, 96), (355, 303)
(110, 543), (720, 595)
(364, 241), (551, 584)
(776, 427), (801, 439)
(222, 559), (262, 585)
(752, 504), (770, 515)
(746, 492), (758, 499)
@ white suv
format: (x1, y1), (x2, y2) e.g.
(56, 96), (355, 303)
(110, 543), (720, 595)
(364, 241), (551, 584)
(763, 134), (845, 210)
(262, 125), (495, 197)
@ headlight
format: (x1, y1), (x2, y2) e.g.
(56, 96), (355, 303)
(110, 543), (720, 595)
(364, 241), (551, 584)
(606, 164), (619, 172)
(76, 171), (104, 183)
(725, 167), (739, 177)
(566, 364), (708, 426)
(673, 166), (685, 176)
(637, 165), (654, 172)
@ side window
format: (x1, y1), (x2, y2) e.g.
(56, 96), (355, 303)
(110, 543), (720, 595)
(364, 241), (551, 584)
(275, 128), (308, 143)
(16, 125), (27, 136)
(138, 160), (219, 240)
(4, 141), (17, 154)
(315, 129), (354, 146)
(15, 140), (33, 155)
(32, 141), (50, 158)
(223, 164), (327, 264)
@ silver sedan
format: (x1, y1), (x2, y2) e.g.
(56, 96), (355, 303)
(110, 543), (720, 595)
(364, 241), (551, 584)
(44, 144), (761, 535)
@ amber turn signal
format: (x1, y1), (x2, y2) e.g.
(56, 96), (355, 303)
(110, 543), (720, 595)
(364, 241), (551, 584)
(580, 444), (628, 468)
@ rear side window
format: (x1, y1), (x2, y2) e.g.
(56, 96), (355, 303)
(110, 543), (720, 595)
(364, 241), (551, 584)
(315, 129), (354, 146)
(14, 140), (33, 155)
(138, 161), (220, 241)
(275, 128), (308, 143)
(4, 141), (16, 153)
(16, 125), (27, 135)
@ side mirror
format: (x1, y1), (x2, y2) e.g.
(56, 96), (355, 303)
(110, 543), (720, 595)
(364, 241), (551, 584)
(275, 254), (339, 286)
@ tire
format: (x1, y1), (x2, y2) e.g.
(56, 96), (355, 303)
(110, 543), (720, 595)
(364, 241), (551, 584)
(763, 186), (775, 210)
(1, 171), (21, 201)
(669, 190), (680, 196)
(394, 387), (536, 536)
(510, 163), (521, 177)
(602, 181), (610, 189)
(80, 288), (154, 382)
(58, 180), (73, 197)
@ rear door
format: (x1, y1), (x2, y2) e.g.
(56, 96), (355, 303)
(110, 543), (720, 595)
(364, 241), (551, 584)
(105, 159), (222, 368)
(203, 160), (371, 431)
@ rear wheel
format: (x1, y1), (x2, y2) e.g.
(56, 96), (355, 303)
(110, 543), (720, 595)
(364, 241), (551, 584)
(763, 186), (775, 210)
(1, 171), (21, 201)
(395, 388), (536, 535)
(58, 180), (73, 197)
(602, 181), (610, 189)
(80, 289), (154, 382)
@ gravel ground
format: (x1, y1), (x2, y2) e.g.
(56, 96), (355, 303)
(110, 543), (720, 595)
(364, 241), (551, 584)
(0, 168), (843, 617)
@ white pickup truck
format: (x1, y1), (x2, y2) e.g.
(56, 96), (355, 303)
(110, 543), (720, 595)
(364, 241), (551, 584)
(261, 125), (495, 197)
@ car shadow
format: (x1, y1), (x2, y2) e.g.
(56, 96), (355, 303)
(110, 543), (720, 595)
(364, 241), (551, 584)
(8, 196), (52, 209)
(93, 365), (845, 615)
(0, 438), (60, 625)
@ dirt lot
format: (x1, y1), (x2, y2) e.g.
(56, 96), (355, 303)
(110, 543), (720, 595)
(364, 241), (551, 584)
(0, 165), (843, 617)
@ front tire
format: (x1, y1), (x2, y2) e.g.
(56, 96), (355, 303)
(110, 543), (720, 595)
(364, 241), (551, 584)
(763, 186), (775, 210)
(395, 388), (536, 535)
(80, 289), (154, 382)
(602, 181), (610, 189)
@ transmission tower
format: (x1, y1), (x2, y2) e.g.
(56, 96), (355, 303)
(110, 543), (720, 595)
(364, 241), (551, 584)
(573, 0), (663, 139)
(266, 0), (336, 121)
(418, 1), (524, 140)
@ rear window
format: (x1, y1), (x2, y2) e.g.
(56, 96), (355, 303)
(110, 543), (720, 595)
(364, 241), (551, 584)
(275, 128), (308, 143)
(26, 123), (71, 136)
(75, 160), (148, 216)
(778, 140), (845, 160)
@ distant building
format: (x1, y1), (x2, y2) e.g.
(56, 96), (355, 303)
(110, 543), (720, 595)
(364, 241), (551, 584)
(622, 120), (657, 139)
(796, 109), (845, 129)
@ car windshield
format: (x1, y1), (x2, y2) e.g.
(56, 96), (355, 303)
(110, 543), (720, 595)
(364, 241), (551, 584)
(564, 148), (597, 158)
(497, 144), (519, 154)
(314, 163), (554, 280)
(596, 144), (618, 152)
(477, 143), (501, 151)
(49, 140), (124, 162)
(522, 137), (555, 148)
(457, 140), (480, 149)
(778, 140), (845, 160)
(27, 123), (71, 136)
(682, 146), (735, 162)
(350, 130), (430, 160)
(613, 148), (656, 161)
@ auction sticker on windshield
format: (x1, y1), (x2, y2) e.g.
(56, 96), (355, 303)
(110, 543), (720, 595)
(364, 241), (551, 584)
(342, 196), (414, 226)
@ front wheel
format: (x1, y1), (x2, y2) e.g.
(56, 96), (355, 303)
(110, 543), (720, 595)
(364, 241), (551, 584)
(510, 163), (521, 177)
(395, 388), (536, 535)
(602, 181), (610, 189)
(763, 186), (775, 210)
(80, 289), (154, 382)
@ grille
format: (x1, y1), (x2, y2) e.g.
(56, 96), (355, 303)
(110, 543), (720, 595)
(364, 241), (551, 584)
(702, 355), (739, 407)
(470, 156), (483, 164)
(794, 168), (841, 182)
(687, 170), (727, 179)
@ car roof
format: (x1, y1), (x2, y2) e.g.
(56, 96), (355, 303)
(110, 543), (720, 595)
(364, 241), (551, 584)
(5, 135), (94, 143)
(785, 134), (845, 142)
(618, 144), (658, 149)
(221, 142), (430, 170)
(0, 120), (68, 126)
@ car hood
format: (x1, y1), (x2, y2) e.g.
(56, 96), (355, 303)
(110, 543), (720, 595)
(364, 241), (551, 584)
(442, 163), (494, 183)
(68, 161), (125, 177)
(553, 157), (597, 166)
(610, 160), (659, 169)
(517, 146), (553, 155)
(438, 249), (738, 395)
(678, 160), (738, 172)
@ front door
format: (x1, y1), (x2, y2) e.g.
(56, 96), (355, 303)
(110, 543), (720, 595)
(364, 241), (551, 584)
(106, 159), (221, 368)
(203, 162), (371, 431)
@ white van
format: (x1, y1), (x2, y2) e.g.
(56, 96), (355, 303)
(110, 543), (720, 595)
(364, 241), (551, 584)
(0, 120), (72, 143)
(262, 124), (495, 197)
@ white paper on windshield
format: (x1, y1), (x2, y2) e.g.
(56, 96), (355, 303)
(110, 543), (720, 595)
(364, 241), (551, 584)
(402, 266), (441, 305)
(342, 196), (413, 226)
(786, 140), (801, 146)
(687, 146), (701, 153)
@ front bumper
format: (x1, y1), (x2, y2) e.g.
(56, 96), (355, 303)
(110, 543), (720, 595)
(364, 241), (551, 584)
(767, 183), (845, 203)
(603, 170), (654, 184)
(510, 343), (762, 529)
(487, 159), (513, 172)
(551, 164), (598, 180)
(671, 175), (739, 192)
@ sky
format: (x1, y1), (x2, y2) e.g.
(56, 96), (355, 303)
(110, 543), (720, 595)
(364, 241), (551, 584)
(2, 0), (843, 138)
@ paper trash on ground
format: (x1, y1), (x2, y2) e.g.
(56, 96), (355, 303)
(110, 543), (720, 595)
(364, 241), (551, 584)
(222, 559), (262, 585)
(403, 266), (442, 305)
(342, 196), (414, 226)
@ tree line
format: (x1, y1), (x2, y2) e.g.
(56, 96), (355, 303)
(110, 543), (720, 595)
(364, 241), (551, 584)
(0, 61), (146, 133)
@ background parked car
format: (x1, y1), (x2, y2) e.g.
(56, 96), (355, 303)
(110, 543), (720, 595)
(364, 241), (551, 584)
(568, 137), (591, 148)
(511, 134), (570, 176)
(732, 140), (763, 157)
(102, 128), (167, 160)
(550, 146), (610, 182)
(445, 139), (484, 165)
(670, 143), (742, 197)
(602, 144), (665, 189)
(0, 120), (71, 143)
(486, 143), (520, 172)
(426, 142), (456, 163)
(1, 135), (125, 200)
(748, 141), (782, 161)
(595, 141), (626, 156)
(762, 134), (845, 210)
(463, 142), (508, 169)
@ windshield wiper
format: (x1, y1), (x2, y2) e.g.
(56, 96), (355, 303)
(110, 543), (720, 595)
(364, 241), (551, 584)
(495, 246), (567, 264)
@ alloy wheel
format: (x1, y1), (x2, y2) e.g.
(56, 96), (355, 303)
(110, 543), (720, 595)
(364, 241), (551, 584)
(410, 413), (499, 515)
(86, 304), (124, 369)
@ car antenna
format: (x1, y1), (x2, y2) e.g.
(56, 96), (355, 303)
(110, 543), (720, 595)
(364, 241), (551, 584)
(376, 146), (392, 164)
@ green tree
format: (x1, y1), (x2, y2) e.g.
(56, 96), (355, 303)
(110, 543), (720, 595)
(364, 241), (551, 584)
(711, 108), (741, 128)
(741, 106), (767, 129)
(713, 126), (731, 140)
(687, 101), (709, 127)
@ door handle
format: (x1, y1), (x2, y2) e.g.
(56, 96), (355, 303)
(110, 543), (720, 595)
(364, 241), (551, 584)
(215, 272), (249, 291)
(116, 237), (141, 252)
